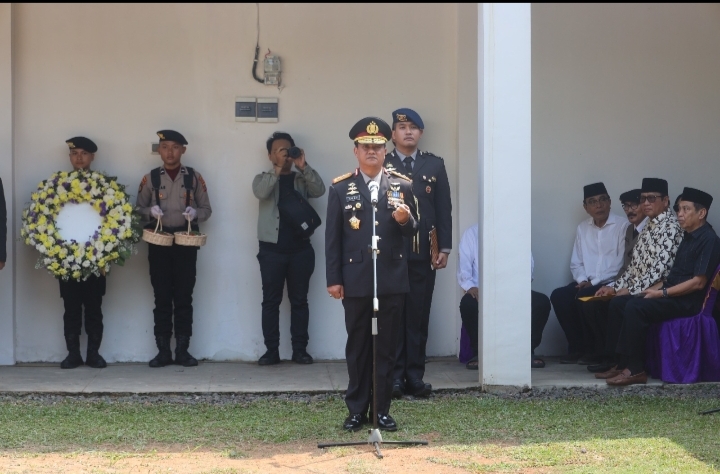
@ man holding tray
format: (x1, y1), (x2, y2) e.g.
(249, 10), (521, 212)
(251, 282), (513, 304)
(136, 130), (212, 368)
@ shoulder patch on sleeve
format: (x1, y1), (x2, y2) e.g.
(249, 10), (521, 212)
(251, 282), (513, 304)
(388, 169), (412, 181)
(332, 172), (353, 184)
(197, 174), (207, 192)
(138, 175), (147, 193)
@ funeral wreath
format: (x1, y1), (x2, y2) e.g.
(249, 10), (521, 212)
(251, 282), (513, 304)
(21, 170), (140, 281)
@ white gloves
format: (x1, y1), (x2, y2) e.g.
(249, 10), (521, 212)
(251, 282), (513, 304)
(182, 206), (197, 221)
(151, 205), (163, 219)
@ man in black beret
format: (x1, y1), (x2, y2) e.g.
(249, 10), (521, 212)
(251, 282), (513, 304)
(383, 108), (452, 398)
(326, 117), (417, 432)
(136, 130), (212, 368)
(550, 182), (630, 364)
(604, 187), (720, 386)
(58, 137), (108, 369)
(581, 189), (648, 372)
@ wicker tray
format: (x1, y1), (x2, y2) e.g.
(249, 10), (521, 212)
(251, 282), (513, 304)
(142, 219), (174, 246)
(174, 218), (207, 247)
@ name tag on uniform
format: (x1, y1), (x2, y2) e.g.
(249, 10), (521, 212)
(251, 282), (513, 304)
(346, 195), (361, 203)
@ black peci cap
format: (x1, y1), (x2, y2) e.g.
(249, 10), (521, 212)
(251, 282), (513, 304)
(680, 187), (713, 210)
(641, 178), (668, 196)
(620, 189), (642, 204)
(66, 136), (97, 153)
(584, 182), (608, 199)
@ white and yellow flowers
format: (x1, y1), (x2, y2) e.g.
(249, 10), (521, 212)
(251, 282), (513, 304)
(21, 170), (141, 281)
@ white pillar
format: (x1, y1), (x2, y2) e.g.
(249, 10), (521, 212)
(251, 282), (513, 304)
(478, 3), (531, 388)
(0, 3), (15, 365)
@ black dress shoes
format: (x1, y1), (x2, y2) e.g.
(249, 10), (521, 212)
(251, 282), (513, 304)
(258, 349), (280, 366)
(376, 414), (397, 431)
(391, 379), (405, 399)
(291, 350), (314, 364)
(407, 380), (432, 397)
(343, 413), (368, 432)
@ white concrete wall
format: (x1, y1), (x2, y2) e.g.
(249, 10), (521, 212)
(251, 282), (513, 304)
(11, 3), (462, 362)
(0, 4), (14, 364)
(532, 3), (720, 355)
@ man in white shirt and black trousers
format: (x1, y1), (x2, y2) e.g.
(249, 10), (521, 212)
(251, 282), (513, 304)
(550, 182), (629, 365)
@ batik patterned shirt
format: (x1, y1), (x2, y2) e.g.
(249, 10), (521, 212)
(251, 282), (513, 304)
(613, 209), (683, 295)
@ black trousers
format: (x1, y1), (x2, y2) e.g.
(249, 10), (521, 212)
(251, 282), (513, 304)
(148, 243), (198, 338)
(343, 294), (404, 416)
(607, 294), (698, 359)
(393, 259), (436, 383)
(550, 282), (602, 354)
(460, 291), (550, 358)
(59, 275), (106, 337)
(257, 245), (315, 351)
(581, 299), (611, 356)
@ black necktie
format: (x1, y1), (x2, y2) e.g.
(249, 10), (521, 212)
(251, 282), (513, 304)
(403, 156), (413, 176)
(633, 228), (639, 239)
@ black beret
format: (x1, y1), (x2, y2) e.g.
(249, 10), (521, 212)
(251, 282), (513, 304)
(620, 189), (642, 204)
(584, 182), (608, 199)
(157, 130), (188, 145)
(66, 136), (97, 153)
(349, 117), (391, 144)
(680, 187), (713, 210)
(641, 178), (668, 196)
(392, 108), (424, 129)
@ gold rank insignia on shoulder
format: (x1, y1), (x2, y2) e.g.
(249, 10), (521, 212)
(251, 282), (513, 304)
(332, 172), (353, 184)
(388, 169), (411, 181)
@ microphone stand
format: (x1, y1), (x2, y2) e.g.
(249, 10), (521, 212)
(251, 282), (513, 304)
(318, 196), (428, 458)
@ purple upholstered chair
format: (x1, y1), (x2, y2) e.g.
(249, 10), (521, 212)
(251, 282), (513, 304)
(646, 264), (720, 384)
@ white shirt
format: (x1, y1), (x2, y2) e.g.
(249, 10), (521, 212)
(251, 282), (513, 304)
(457, 224), (478, 291)
(570, 213), (630, 286)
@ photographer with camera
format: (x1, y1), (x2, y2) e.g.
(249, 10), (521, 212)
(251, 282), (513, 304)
(252, 132), (326, 365)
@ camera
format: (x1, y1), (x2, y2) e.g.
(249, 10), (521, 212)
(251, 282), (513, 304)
(287, 146), (302, 159)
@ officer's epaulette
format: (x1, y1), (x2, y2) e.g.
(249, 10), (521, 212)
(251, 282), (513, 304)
(332, 172), (353, 184)
(387, 169), (411, 181)
(420, 150), (443, 160)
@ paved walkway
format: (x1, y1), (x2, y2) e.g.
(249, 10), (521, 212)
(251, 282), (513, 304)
(0, 357), (665, 393)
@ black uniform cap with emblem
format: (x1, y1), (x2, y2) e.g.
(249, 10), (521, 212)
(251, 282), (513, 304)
(66, 136), (97, 153)
(680, 187), (713, 211)
(349, 117), (391, 144)
(157, 130), (188, 146)
(392, 108), (424, 130)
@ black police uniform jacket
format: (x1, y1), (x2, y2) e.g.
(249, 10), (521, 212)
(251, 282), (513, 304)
(326, 168), (417, 298)
(384, 150), (452, 261)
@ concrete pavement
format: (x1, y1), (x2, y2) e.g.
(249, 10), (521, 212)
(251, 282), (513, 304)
(0, 357), (668, 393)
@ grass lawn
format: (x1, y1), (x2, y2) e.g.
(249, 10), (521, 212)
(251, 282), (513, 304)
(0, 392), (719, 473)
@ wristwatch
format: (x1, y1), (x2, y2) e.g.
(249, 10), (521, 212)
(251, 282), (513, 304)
(662, 287), (668, 298)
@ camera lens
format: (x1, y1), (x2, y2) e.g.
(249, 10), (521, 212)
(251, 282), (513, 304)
(288, 146), (302, 159)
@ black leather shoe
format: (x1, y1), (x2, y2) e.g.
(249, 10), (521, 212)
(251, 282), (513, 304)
(376, 414), (397, 431)
(258, 349), (280, 366)
(149, 336), (173, 368)
(407, 380), (432, 398)
(60, 334), (84, 369)
(291, 350), (313, 364)
(391, 379), (404, 399)
(343, 413), (368, 432)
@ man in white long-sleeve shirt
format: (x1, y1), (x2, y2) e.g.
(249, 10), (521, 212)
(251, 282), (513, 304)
(457, 224), (551, 369)
(550, 182), (630, 364)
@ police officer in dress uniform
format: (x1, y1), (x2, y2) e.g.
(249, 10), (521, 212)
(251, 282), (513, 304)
(136, 130), (212, 368)
(384, 108), (452, 398)
(59, 137), (108, 369)
(326, 117), (417, 432)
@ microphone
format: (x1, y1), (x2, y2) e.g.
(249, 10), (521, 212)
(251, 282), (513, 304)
(368, 181), (379, 204)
